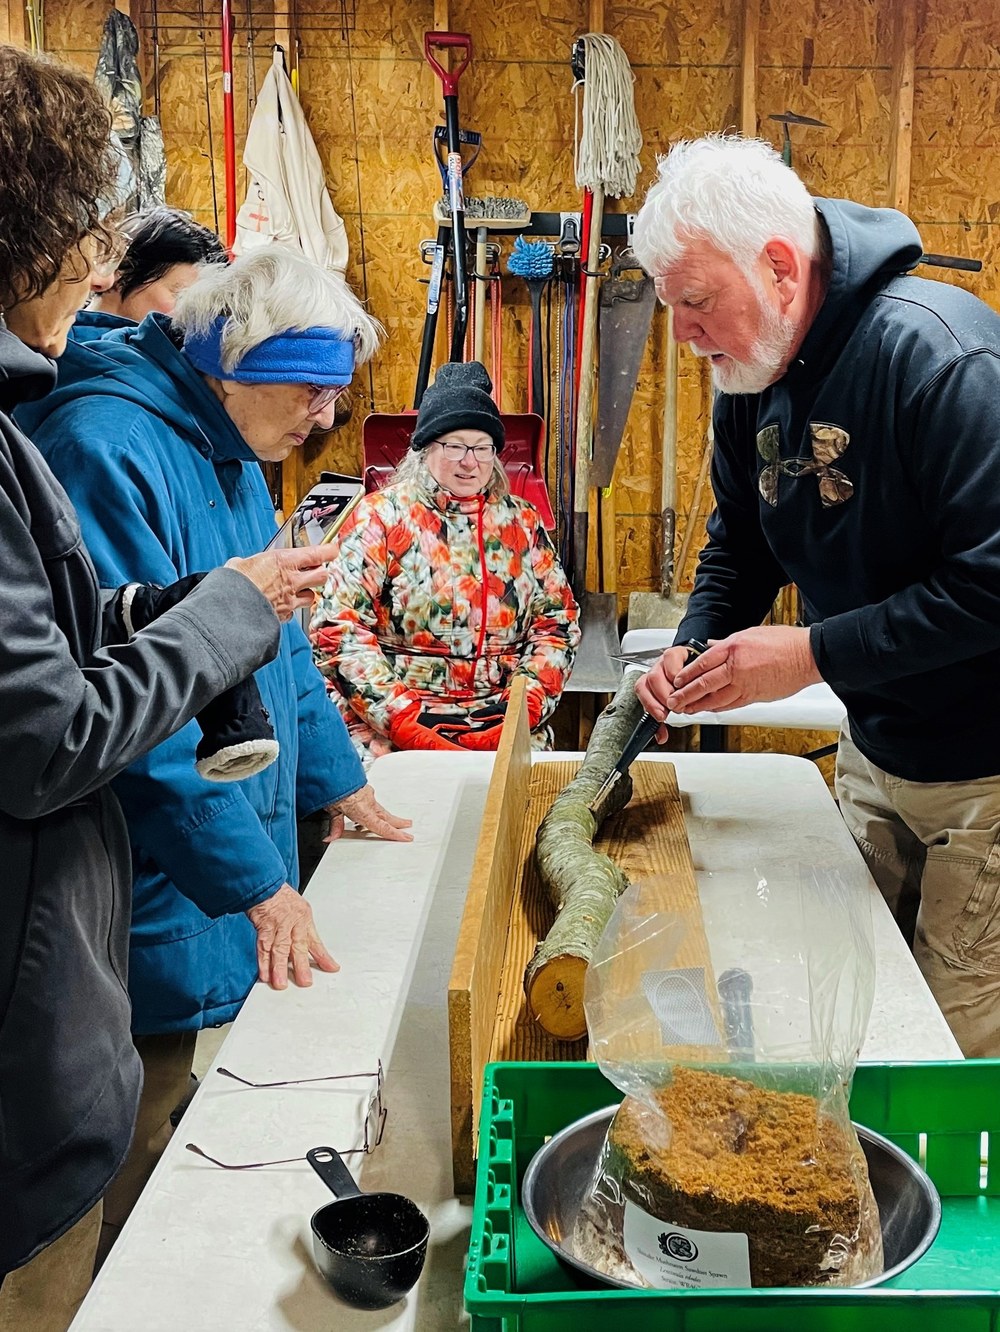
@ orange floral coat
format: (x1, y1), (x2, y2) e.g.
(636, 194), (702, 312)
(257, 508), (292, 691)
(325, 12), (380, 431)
(310, 474), (580, 755)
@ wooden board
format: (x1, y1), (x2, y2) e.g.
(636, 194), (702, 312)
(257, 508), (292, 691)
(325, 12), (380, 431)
(448, 692), (714, 1192)
(447, 677), (532, 1195)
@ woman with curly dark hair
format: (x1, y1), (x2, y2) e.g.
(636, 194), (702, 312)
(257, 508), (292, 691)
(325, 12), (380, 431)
(0, 45), (338, 1330)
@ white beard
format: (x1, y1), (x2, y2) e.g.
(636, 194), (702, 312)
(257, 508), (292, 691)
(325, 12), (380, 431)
(693, 286), (797, 396)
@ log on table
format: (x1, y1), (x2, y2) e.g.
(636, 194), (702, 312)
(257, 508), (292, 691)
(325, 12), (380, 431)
(524, 673), (646, 1040)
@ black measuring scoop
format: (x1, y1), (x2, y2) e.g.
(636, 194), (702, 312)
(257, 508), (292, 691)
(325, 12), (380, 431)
(307, 1146), (429, 1310)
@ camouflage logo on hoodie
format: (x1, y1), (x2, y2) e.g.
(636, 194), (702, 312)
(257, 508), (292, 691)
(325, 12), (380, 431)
(757, 423), (854, 509)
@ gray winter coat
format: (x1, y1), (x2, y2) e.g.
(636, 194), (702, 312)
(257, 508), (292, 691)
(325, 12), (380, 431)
(0, 326), (280, 1271)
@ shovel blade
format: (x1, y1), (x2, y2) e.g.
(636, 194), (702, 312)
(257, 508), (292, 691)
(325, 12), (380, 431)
(565, 592), (623, 693)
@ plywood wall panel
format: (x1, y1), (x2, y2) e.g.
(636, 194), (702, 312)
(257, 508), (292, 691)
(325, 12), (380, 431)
(607, 0), (739, 68)
(916, 0), (1000, 70)
(909, 148), (1000, 224)
(632, 66), (740, 144)
(154, 55), (222, 136)
(462, 60), (580, 145)
(913, 72), (1000, 147)
(159, 133), (225, 226)
(457, 140), (580, 214)
(358, 215), (447, 325)
(755, 67), (890, 142)
(349, 56), (439, 133)
(614, 388), (663, 515)
(457, 0), (587, 62)
(294, 58), (357, 130)
(295, 0), (434, 57)
(310, 138), (363, 217)
(41, 0), (108, 55)
(759, 0), (886, 69)
(615, 513), (661, 592)
(916, 223), (1000, 310)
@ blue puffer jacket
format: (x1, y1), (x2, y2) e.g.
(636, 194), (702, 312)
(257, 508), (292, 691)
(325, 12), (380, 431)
(21, 314), (366, 1034)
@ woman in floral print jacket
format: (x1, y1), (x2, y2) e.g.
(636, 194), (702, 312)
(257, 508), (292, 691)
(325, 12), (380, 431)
(311, 362), (580, 757)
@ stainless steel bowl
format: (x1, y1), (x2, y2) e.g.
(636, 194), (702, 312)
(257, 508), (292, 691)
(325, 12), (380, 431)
(522, 1105), (942, 1290)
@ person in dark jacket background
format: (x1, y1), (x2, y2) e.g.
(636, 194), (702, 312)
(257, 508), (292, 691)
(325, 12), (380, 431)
(633, 133), (1000, 1060)
(0, 43), (339, 1331)
(24, 245), (412, 1266)
(86, 206), (227, 331)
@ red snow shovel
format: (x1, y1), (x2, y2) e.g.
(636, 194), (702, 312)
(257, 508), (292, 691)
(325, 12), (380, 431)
(413, 32), (473, 406)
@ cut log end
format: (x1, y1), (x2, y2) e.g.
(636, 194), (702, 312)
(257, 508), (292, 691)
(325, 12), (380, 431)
(526, 954), (589, 1041)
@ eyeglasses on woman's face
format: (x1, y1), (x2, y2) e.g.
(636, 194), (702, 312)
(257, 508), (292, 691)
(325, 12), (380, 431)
(307, 383), (348, 414)
(434, 439), (496, 462)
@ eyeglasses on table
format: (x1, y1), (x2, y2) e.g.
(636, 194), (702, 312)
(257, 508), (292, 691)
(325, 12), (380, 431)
(185, 1060), (386, 1169)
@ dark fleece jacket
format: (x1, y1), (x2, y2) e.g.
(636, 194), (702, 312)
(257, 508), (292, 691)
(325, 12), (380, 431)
(676, 199), (1000, 781)
(0, 323), (279, 1271)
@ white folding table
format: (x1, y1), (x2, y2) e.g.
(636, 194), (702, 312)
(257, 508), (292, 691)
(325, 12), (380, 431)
(619, 626), (847, 753)
(70, 750), (960, 1332)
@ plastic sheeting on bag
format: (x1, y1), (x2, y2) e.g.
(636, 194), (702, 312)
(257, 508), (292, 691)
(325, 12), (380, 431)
(575, 864), (883, 1290)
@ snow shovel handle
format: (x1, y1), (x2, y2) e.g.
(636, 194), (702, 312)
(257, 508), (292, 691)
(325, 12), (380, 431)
(424, 32), (472, 97)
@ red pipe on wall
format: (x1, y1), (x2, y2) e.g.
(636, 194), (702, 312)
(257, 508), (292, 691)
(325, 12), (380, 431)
(220, 0), (237, 251)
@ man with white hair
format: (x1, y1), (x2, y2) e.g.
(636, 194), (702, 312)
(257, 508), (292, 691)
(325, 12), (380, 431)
(21, 247), (412, 1260)
(633, 133), (1000, 1059)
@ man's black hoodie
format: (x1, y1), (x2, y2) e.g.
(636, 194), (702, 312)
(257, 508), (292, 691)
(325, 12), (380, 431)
(675, 199), (1000, 782)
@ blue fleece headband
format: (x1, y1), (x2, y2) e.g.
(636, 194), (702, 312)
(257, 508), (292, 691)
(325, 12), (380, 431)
(182, 317), (355, 385)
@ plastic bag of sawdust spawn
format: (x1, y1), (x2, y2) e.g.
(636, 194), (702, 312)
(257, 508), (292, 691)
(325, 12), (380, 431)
(573, 865), (882, 1290)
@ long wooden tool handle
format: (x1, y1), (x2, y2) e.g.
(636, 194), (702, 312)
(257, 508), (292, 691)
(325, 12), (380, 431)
(660, 308), (679, 597)
(473, 226), (488, 363)
(571, 184), (605, 597)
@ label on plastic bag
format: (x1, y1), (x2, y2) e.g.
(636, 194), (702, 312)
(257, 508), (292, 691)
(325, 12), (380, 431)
(623, 1202), (751, 1289)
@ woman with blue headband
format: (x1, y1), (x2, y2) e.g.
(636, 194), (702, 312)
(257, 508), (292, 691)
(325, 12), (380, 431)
(24, 246), (412, 1264)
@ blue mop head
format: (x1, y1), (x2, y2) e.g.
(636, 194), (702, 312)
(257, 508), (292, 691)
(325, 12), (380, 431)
(508, 236), (553, 280)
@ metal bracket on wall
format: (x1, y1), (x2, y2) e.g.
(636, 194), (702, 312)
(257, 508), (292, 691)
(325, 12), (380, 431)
(557, 213), (582, 255)
(518, 211), (632, 239)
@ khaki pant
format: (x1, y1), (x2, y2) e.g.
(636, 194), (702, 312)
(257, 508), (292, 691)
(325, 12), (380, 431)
(95, 1030), (197, 1271)
(0, 1204), (101, 1332)
(836, 724), (1000, 1057)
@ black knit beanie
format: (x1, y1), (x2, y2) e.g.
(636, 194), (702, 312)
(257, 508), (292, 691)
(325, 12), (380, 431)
(410, 360), (505, 454)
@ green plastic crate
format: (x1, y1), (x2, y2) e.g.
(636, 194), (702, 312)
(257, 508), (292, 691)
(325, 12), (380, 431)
(465, 1060), (1000, 1331)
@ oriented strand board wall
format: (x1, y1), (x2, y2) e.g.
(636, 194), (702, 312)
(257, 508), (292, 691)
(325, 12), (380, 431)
(607, 0), (738, 601)
(34, 0), (1000, 770)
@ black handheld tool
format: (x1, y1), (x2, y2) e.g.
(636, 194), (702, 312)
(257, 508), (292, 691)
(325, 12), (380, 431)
(587, 639), (709, 813)
(718, 966), (755, 1061)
